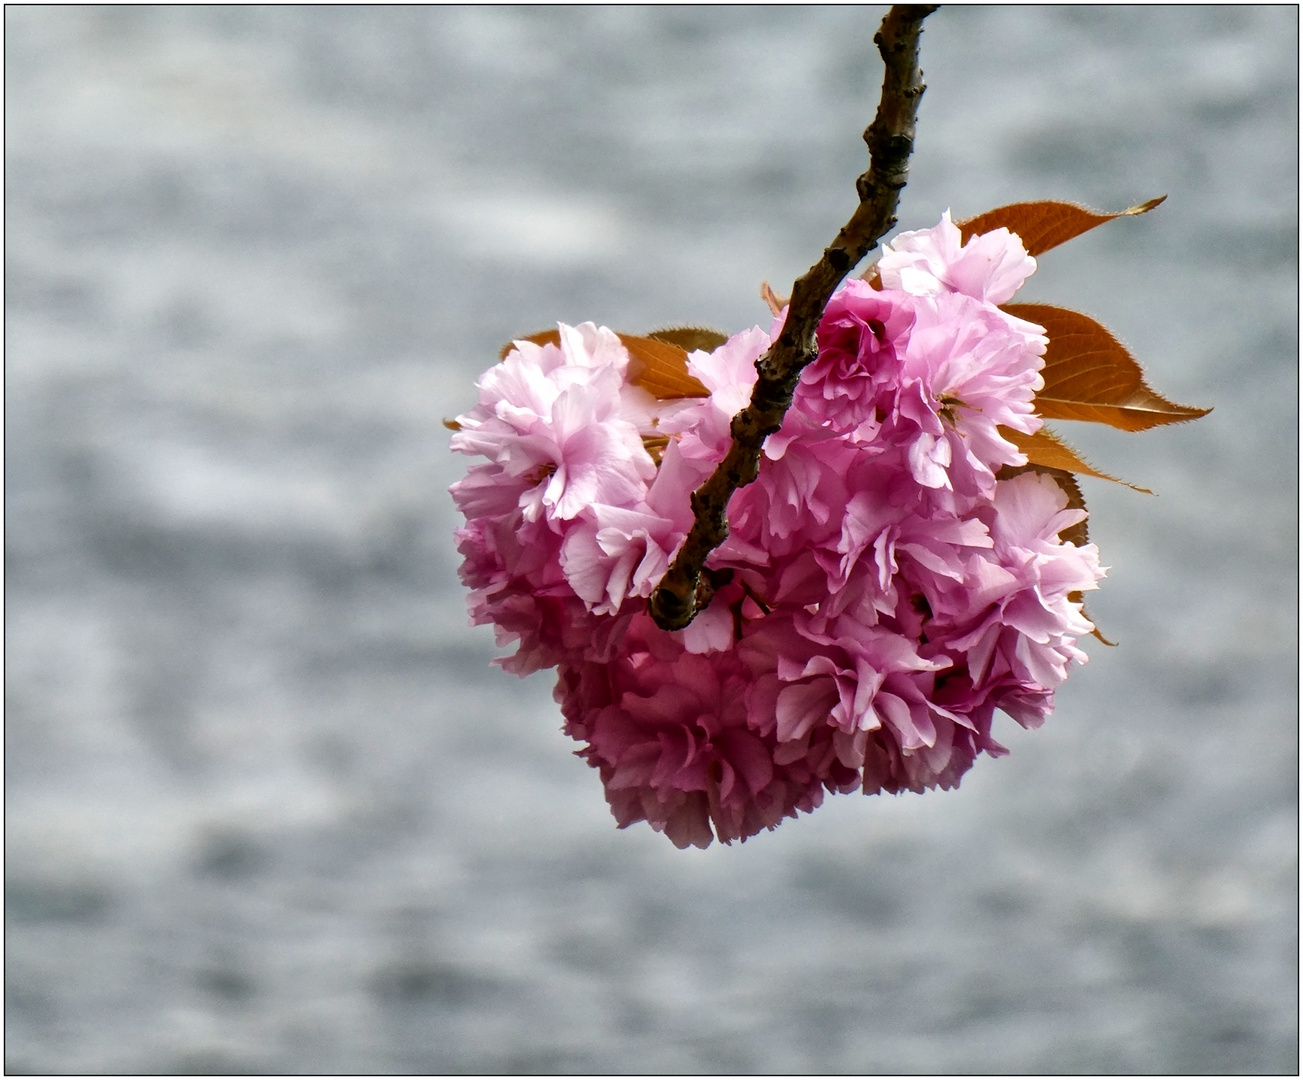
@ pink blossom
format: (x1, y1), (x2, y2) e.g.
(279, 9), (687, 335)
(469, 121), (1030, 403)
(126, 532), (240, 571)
(897, 292), (1047, 495)
(879, 209), (1037, 304)
(559, 617), (818, 848)
(450, 213), (1105, 848)
(948, 471), (1101, 694)
(559, 505), (675, 617)
(799, 283), (915, 434)
(659, 325), (769, 463)
(460, 368), (653, 525)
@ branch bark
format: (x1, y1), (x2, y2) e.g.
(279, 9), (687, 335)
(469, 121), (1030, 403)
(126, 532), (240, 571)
(649, 4), (939, 631)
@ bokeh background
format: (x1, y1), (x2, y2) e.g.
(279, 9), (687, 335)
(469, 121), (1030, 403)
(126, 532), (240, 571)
(5, 6), (1297, 1074)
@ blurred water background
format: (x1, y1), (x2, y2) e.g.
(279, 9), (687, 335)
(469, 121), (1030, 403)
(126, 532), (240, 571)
(5, 6), (1298, 1074)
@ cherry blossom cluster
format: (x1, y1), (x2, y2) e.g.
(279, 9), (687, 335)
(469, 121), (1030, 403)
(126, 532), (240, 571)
(450, 212), (1105, 848)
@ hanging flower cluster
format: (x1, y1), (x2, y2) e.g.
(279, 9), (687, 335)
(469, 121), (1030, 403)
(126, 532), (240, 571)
(450, 212), (1110, 848)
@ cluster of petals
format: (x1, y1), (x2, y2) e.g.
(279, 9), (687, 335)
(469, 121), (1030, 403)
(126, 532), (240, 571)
(451, 214), (1105, 847)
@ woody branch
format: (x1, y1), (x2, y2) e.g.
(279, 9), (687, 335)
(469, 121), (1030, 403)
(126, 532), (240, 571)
(649, 3), (938, 631)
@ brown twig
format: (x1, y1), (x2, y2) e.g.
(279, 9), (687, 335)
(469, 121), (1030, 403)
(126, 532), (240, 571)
(649, 4), (938, 631)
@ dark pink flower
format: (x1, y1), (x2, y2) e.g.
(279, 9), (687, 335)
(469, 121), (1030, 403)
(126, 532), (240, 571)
(800, 282), (915, 435)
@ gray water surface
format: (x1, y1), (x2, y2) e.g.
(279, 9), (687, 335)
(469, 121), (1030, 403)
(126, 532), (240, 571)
(5, 6), (1298, 1074)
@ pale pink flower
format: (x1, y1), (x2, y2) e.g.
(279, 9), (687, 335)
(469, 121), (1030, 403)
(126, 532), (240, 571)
(559, 505), (675, 616)
(879, 209), (1037, 305)
(927, 471), (1101, 701)
(897, 292), (1047, 495)
(660, 325), (770, 463)
(451, 325), (657, 526)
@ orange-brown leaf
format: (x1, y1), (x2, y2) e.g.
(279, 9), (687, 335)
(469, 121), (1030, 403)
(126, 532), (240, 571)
(620, 334), (711, 399)
(647, 326), (730, 354)
(999, 425), (1151, 493)
(1004, 303), (1211, 431)
(956, 196), (1166, 256)
(497, 329), (711, 399)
